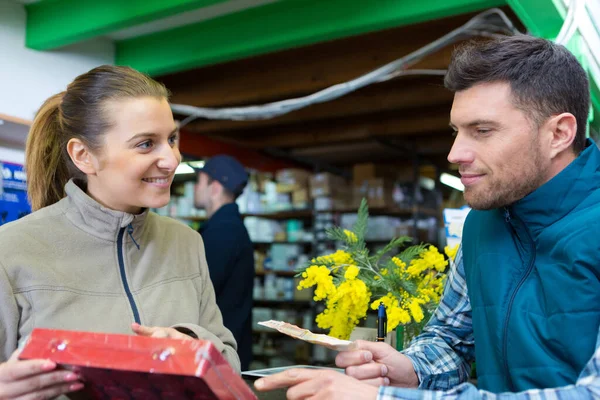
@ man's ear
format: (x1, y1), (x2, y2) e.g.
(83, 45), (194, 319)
(546, 113), (577, 158)
(66, 138), (99, 175)
(210, 180), (223, 198)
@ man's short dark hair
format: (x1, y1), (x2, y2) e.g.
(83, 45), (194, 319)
(444, 34), (590, 153)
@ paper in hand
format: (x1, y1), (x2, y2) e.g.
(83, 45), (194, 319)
(258, 320), (353, 351)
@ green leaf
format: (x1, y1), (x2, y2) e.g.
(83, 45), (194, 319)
(372, 236), (413, 263)
(397, 243), (429, 265)
(353, 198), (369, 240)
(325, 227), (348, 242)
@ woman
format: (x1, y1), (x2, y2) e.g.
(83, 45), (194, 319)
(0, 65), (239, 399)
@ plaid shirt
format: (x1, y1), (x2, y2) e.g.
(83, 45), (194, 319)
(378, 247), (600, 399)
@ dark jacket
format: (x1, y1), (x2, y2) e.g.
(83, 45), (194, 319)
(200, 203), (254, 370)
(462, 140), (600, 392)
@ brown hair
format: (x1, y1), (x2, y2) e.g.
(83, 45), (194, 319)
(25, 65), (170, 211)
(445, 35), (590, 153)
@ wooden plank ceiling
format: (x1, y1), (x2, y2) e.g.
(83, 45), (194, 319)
(157, 8), (519, 171)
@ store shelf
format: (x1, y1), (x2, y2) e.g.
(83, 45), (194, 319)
(177, 209), (314, 221)
(243, 210), (313, 220)
(321, 206), (439, 218)
(253, 241), (312, 245)
(255, 270), (299, 277)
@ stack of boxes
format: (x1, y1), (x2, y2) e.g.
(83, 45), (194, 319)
(275, 169), (312, 210)
(352, 162), (413, 209)
(309, 172), (352, 211)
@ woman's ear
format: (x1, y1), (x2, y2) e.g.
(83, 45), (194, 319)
(66, 138), (98, 175)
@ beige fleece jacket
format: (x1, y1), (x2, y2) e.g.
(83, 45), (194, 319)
(0, 180), (240, 372)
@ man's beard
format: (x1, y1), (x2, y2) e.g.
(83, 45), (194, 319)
(464, 149), (547, 210)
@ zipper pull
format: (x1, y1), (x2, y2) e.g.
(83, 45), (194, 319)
(127, 223), (140, 250)
(504, 207), (511, 222)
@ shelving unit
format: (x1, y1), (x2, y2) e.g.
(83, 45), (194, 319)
(178, 209), (313, 222)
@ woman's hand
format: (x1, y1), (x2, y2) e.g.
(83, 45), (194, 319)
(131, 323), (192, 340)
(0, 349), (83, 400)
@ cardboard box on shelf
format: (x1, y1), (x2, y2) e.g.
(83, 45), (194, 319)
(352, 163), (395, 185)
(292, 188), (309, 207)
(276, 169), (311, 192)
(353, 178), (395, 209)
(332, 186), (353, 211)
(250, 172), (274, 193)
(310, 172), (347, 198)
(367, 178), (395, 208)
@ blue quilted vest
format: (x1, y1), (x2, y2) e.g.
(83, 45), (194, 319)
(462, 140), (600, 393)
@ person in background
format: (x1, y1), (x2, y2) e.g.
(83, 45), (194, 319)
(253, 35), (600, 399)
(194, 155), (255, 371)
(0, 65), (239, 399)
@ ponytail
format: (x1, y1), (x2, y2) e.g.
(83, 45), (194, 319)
(25, 92), (70, 211)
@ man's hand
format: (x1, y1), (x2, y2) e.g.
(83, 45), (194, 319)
(0, 349), (83, 399)
(131, 323), (192, 340)
(254, 368), (380, 400)
(336, 340), (419, 388)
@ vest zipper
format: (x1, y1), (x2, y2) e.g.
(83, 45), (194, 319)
(502, 208), (536, 391)
(117, 227), (141, 324)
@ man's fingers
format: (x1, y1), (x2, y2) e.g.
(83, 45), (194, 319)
(345, 363), (388, 381)
(336, 349), (373, 368)
(254, 369), (319, 391)
(0, 370), (79, 398)
(16, 381), (84, 400)
(0, 359), (56, 382)
(350, 340), (396, 359)
(337, 340), (396, 368)
(285, 377), (328, 400)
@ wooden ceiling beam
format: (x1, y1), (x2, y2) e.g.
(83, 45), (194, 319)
(210, 107), (453, 149)
(290, 135), (454, 157)
(182, 76), (453, 134)
(159, 13), (467, 107)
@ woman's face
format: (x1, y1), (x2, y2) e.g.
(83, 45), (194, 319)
(86, 96), (180, 214)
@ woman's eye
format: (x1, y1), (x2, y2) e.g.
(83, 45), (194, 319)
(137, 141), (153, 149)
(477, 129), (491, 135)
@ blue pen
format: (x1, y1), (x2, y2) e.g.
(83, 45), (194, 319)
(376, 302), (387, 342)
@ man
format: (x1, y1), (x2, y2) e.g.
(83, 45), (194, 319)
(254, 35), (600, 398)
(194, 155), (254, 371)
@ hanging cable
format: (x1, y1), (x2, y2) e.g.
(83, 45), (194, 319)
(172, 8), (520, 126)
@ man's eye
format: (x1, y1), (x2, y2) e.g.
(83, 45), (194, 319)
(168, 135), (179, 146)
(477, 129), (491, 135)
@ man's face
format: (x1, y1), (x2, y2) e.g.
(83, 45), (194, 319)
(194, 172), (212, 210)
(448, 82), (551, 210)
